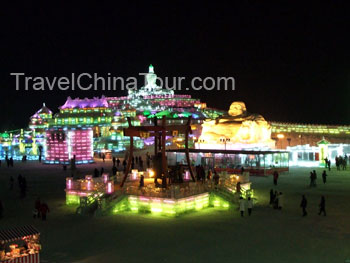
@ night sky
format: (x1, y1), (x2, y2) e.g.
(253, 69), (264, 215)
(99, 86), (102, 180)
(1, 2), (350, 130)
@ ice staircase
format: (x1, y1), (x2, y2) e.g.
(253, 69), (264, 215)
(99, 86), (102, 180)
(95, 191), (126, 216)
(214, 188), (238, 204)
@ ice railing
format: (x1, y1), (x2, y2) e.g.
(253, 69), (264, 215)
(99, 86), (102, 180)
(65, 174), (115, 194)
(117, 171), (252, 199)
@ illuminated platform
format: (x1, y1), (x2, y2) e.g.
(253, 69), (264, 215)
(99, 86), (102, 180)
(111, 192), (230, 217)
(65, 170), (253, 217)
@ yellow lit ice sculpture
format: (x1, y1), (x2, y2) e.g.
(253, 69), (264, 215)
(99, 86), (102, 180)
(198, 102), (274, 149)
(317, 137), (329, 167)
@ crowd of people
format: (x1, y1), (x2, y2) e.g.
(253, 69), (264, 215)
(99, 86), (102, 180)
(264, 167), (329, 218)
(334, 155), (348, 170)
(110, 153), (152, 174)
(0, 158), (52, 221)
(0, 153), (339, 221)
(2, 155), (14, 167)
(193, 166), (220, 187)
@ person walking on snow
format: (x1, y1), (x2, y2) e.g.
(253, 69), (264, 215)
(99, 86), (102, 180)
(318, 196), (326, 216)
(247, 197), (253, 216)
(300, 195), (307, 217)
(239, 196), (245, 217)
(40, 202), (50, 221)
(273, 170), (279, 186)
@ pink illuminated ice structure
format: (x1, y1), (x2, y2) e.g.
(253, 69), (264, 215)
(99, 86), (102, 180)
(102, 173), (109, 184)
(106, 181), (114, 194)
(131, 170), (138, 180)
(45, 128), (93, 164)
(60, 96), (108, 109)
(184, 170), (190, 180)
(66, 177), (73, 190)
(85, 175), (93, 191)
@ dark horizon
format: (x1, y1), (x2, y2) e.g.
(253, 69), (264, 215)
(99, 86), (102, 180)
(1, 2), (350, 130)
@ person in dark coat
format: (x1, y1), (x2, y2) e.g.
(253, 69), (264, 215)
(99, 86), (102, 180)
(40, 202), (50, 221)
(318, 196), (326, 216)
(322, 170), (327, 184)
(247, 197), (253, 216)
(236, 182), (241, 195)
(300, 195), (307, 216)
(112, 156), (116, 167)
(116, 158), (120, 167)
(139, 174), (144, 188)
(309, 171), (315, 187)
(239, 197), (245, 217)
(273, 171), (279, 186)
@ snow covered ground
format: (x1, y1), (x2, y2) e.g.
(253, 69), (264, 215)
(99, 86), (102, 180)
(0, 160), (350, 263)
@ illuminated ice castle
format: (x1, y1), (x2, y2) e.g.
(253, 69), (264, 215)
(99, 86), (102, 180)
(0, 65), (223, 163)
(1, 65), (350, 165)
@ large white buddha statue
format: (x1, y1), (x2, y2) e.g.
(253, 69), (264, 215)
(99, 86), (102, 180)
(199, 102), (274, 147)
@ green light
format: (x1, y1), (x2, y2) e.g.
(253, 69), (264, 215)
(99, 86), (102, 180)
(66, 194), (80, 205)
(111, 192), (230, 217)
